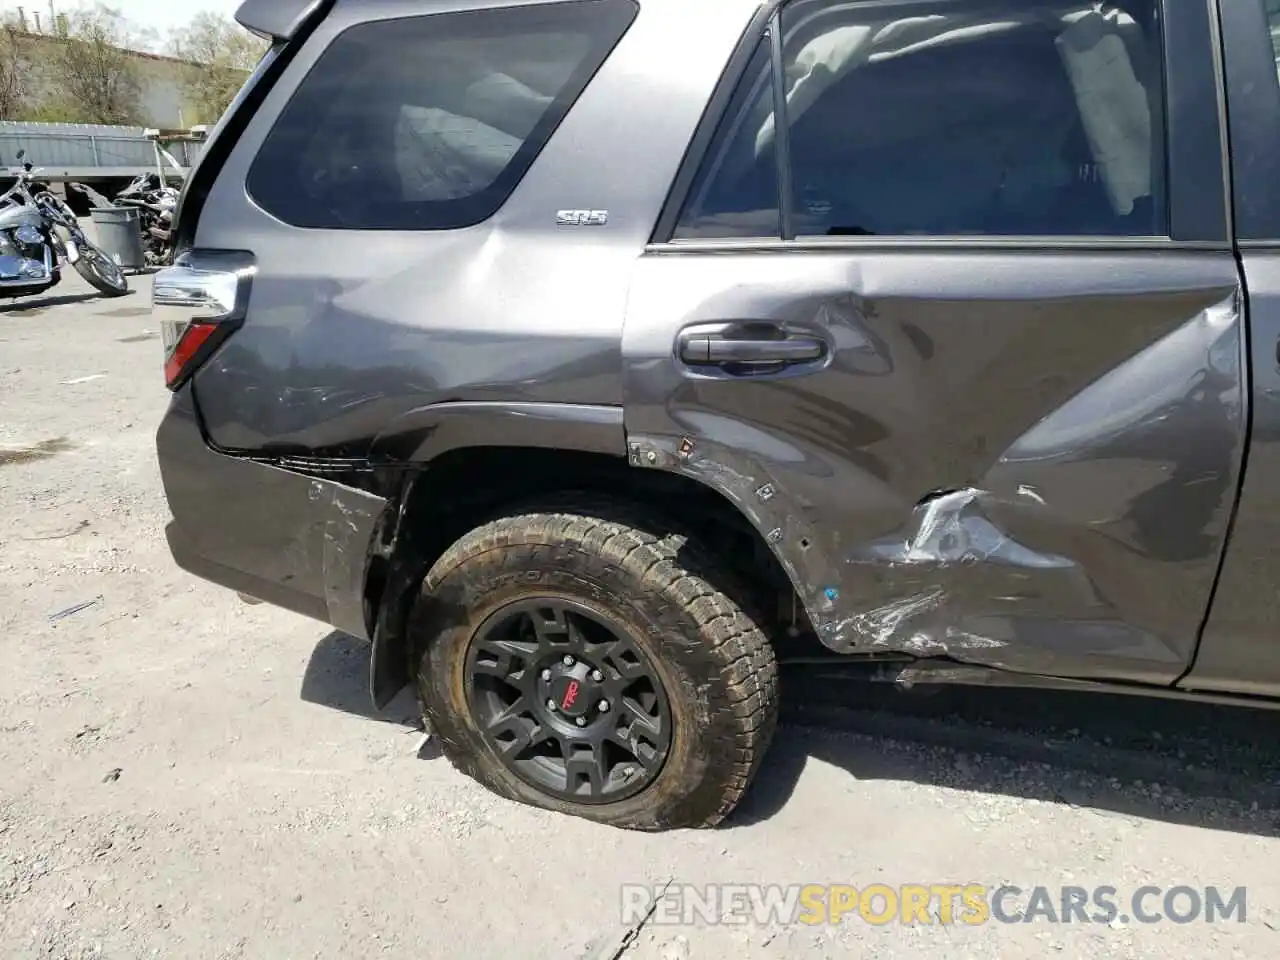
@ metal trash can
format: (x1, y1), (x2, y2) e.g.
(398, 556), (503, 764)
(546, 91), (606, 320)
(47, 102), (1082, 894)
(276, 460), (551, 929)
(88, 206), (146, 271)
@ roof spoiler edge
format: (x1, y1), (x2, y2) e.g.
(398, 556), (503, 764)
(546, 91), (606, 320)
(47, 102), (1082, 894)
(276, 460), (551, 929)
(235, 0), (329, 41)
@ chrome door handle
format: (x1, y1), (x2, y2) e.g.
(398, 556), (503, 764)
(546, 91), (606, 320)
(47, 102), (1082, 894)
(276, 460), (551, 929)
(677, 328), (826, 367)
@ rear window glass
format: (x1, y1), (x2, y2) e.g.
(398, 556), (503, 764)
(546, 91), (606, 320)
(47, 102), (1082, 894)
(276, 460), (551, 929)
(1268, 0), (1280, 81)
(673, 0), (1167, 240)
(247, 0), (637, 231)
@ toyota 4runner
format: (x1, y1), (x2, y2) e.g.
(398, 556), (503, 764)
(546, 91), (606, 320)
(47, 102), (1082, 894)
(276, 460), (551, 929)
(155, 0), (1280, 830)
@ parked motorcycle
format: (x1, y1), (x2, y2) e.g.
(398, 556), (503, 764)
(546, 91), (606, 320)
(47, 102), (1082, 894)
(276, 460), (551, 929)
(73, 172), (179, 268)
(0, 150), (128, 299)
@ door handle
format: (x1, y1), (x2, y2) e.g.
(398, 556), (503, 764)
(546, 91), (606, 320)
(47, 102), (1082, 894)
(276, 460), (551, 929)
(678, 332), (826, 366)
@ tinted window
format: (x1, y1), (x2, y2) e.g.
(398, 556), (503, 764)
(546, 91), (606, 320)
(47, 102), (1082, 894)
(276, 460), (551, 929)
(681, 0), (1167, 240)
(1268, 0), (1280, 80)
(248, 0), (636, 231)
(780, 0), (1166, 237)
(1222, 0), (1280, 240)
(673, 39), (781, 239)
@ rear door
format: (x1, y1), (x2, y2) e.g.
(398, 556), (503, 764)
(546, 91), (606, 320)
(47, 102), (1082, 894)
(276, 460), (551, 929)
(623, 0), (1246, 685)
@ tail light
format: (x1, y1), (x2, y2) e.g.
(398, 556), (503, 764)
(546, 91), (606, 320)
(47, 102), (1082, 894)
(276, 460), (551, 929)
(153, 250), (255, 390)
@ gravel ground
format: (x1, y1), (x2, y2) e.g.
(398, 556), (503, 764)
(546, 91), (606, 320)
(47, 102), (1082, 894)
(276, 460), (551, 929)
(3, 270), (1280, 959)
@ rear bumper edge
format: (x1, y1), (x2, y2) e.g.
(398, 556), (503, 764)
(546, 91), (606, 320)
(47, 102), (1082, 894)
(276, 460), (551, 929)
(157, 385), (387, 641)
(165, 519), (330, 624)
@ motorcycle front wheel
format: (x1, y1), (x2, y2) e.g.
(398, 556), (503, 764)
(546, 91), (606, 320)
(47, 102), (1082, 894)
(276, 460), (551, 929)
(74, 242), (128, 297)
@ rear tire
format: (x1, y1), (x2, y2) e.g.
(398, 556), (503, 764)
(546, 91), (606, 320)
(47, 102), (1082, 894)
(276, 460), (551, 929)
(410, 499), (779, 831)
(73, 242), (128, 297)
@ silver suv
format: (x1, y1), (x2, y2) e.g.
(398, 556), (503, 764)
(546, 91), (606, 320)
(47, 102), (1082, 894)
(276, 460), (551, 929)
(155, 0), (1280, 830)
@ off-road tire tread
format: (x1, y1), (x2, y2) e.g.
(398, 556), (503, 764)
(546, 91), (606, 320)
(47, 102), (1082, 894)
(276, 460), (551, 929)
(411, 494), (779, 830)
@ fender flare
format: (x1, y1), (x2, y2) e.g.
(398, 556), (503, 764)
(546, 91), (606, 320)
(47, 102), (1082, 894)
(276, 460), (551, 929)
(368, 400), (626, 465)
(623, 430), (842, 644)
(367, 401), (626, 709)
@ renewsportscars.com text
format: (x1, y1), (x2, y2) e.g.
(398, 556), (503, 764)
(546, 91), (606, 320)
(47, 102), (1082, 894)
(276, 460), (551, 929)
(621, 883), (1247, 927)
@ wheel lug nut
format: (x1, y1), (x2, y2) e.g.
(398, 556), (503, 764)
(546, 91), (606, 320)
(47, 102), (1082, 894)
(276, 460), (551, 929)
(562, 655), (575, 666)
(591, 669), (603, 682)
(575, 717), (587, 727)
(541, 669), (551, 681)
(545, 698), (557, 711)
(598, 700), (611, 713)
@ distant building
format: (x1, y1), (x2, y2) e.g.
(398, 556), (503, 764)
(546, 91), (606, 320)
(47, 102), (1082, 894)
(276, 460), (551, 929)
(3, 27), (201, 128)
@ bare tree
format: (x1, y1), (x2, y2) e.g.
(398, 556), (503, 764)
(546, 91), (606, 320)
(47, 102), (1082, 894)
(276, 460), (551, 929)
(170, 13), (268, 124)
(49, 4), (144, 124)
(0, 27), (26, 119)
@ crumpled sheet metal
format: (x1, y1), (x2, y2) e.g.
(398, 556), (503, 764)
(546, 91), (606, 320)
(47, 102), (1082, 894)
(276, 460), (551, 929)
(633, 292), (1243, 670)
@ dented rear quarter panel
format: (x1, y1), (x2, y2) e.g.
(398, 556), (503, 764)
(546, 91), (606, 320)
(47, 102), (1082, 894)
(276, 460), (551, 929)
(187, 0), (757, 457)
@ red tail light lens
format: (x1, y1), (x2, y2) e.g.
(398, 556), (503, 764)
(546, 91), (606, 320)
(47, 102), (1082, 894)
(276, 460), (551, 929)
(163, 321), (220, 387)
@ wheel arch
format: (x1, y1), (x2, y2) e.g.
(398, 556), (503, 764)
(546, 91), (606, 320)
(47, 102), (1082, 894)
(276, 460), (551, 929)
(365, 404), (810, 709)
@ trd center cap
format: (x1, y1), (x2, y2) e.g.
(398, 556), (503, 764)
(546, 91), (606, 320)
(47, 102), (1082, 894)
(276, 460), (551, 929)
(551, 673), (596, 717)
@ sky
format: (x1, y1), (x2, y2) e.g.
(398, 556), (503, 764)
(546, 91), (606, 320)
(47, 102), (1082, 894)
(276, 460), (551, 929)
(2, 0), (243, 40)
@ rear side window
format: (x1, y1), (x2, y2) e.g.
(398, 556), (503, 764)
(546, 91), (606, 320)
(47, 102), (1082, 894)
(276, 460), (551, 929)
(247, 0), (637, 231)
(673, 38), (780, 239)
(675, 0), (1167, 240)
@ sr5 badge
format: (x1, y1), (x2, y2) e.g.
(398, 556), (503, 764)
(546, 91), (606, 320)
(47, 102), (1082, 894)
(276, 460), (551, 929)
(556, 209), (609, 226)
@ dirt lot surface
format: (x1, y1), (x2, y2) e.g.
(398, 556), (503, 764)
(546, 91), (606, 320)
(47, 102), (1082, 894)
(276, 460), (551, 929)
(4, 270), (1280, 959)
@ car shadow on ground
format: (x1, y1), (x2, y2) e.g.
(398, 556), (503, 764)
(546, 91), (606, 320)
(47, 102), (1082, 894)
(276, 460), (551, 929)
(731, 673), (1280, 838)
(299, 630), (1280, 837)
(0, 291), (113, 314)
(300, 630), (418, 726)
(300, 630), (445, 759)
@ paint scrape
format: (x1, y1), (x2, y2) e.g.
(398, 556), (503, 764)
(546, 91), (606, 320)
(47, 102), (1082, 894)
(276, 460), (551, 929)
(821, 586), (946, 646)
(855, 487), (1073, 569)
